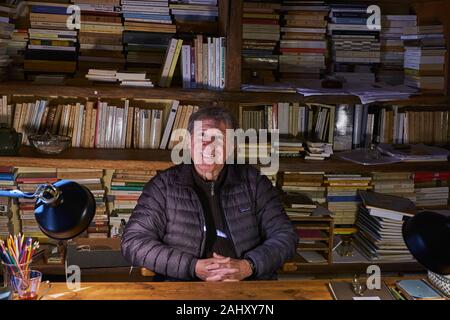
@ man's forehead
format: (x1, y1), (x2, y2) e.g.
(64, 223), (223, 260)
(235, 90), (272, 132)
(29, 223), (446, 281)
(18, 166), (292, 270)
(195, 119), (228, 131)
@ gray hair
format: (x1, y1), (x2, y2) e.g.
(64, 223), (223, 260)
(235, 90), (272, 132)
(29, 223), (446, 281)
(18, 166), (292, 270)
(187, 106), (238, 133)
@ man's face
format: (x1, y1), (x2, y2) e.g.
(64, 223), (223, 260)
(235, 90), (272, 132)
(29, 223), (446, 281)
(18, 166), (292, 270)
(190, 118), (231, 179)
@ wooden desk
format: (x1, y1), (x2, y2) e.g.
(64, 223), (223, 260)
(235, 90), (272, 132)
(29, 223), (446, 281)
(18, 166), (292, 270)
(41, 279), (404, 300)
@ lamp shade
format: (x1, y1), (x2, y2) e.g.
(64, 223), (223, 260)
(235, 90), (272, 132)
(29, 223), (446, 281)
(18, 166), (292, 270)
(34, 180), (96, 240)
(402, 211), (450, 275)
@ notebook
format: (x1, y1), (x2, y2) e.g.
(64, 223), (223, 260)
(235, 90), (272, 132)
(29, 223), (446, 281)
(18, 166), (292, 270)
(396, 279), (446, 300)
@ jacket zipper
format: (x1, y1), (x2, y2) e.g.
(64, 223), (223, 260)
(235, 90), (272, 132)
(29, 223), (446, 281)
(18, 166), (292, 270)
(210, 181), (214, 196)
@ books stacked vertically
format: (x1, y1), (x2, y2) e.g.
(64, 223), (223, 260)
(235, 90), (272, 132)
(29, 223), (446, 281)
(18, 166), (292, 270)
(10, 99), (49, 145)
(378, 15), (416, 85)
(169, 0), (218, 29)
(279, 0), (328, 82)
(398, 110), (449, 145)
(402, 24), (447, 93)
(164, 104), (199, 149)
(15, 167), (57, 240)
(280, 171), (326, 206)
(372, 172), (416, 203)
(56, 168), (109, 238)
(354, 190), (416, 261)
(158, 37), (183, 87)
(122, 0), (176, 80)
(328, 3), (380, 84)
(414, 172), (450, 207)
(109, 169), (157, 237)
(242, 1), (280, 84)
(25, 3), (78, 76)
(325, 174), (372, 225)
(74, 0), (124, 75)
(0, 166), (16, 238)
(0, 3), (15, 79)
(180, 36), (226, 89)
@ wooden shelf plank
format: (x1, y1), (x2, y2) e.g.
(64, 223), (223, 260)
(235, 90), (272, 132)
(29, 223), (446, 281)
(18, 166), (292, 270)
(1, 81), (449, 105)
(0, 147), (448, 172)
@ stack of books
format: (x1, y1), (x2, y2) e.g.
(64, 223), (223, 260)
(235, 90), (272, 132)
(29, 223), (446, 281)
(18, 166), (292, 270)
(164, 104), (199, 149)
(108, 169), (157, 237)
(122, 0), (176, 80)
(180, 36), (226, 89)
(0, 3), (15, 79)
(56, 168), (109, 238)
(325, 174), (372, 225)
(86, 69), (154, 86)
(274, 136), (304, 158)
(354, 190), (416, 262)
(169, 0), (218, 27)
(279, 0), (328, 82)
(8, 27), (28, 80)
(74, 0), (125, 74)
(402, 24), (447, 93)
(158, 37), (183, 87)
(25, 3), (78, 76)
(282, 192), (317, 219)
(242, 1), (280, 84)
(328, 3), (380, 84)
(378, 15), (416, 85)
(371, 172), (416, 202)
(305, 140), (332, 160)
(15, 167), (56, 240)
(414, 172), (449, 207)
(280, 171), (326, 205)
(0, 166), (15, 238)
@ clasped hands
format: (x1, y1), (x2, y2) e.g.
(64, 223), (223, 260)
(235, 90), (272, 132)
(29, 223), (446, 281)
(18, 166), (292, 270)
(195, 253), (253, 282)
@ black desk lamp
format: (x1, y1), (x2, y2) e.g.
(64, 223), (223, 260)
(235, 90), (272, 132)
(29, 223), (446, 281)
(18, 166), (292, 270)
(0, 180), (96, 240)
(402, 211), (450, 275)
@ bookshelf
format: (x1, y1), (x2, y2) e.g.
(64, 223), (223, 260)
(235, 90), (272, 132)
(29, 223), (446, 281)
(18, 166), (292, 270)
(0, 0), (449, 277)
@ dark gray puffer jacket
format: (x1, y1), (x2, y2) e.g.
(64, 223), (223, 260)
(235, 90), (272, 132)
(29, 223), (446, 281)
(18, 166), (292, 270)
(121, 164), (298, 280)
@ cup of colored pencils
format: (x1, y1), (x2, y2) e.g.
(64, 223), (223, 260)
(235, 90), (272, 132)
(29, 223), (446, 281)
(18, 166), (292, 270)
(0, 233), (39, 292)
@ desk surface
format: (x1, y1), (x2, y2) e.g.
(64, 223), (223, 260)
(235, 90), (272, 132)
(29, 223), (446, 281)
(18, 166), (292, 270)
(41, 279), (404, 300)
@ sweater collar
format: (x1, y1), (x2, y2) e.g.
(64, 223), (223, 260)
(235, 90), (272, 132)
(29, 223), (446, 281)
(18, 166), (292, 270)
(175, 163), (242, 187)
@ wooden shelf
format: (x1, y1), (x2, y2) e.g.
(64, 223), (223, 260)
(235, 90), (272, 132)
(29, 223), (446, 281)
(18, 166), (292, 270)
(1, 81), (449, 105)
(1, 147), (448, 172)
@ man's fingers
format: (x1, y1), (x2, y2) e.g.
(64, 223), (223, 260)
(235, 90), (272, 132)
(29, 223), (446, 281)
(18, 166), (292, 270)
(208, 268), (239, 276)
(205, 263), (221, 270)
(223, 278), (240, 282)
(206, 274), (223, 282)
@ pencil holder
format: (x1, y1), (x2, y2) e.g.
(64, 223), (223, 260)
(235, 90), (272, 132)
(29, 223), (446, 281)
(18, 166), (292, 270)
(2, 261), (32, 293)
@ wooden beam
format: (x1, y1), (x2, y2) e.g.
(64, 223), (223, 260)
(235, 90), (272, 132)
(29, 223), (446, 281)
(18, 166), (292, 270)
(225, 0), (242, 90)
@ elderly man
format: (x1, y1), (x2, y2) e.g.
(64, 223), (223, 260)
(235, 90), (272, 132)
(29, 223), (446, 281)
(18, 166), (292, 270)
(121, 106), (297, 281)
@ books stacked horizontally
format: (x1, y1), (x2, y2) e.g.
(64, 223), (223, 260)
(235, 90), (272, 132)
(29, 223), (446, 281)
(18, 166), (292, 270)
(282, 192), (317, 219)
(325, 174), (372, 225)
(328, 3), (380, 84)
(402, 24), (447, 93)
(86, 69), (154, 87)
(372, 172), (416, 202)
(354, 190), (416, 261)
(15, 167), (56, 240)
(280, 171), (326, 205)
(414, 172), (449, 207)
(242, 1), (280, 84)
(74, 0), (124, 74)
(8, 27), (28, 80)
(169, 0), (218, 27)
(274, 136), (304, 158)
(122, 0), (176, 80)
(25, 3), (78, 76)
(0, 3), (15, 79)
(181, 36), (226, 89)
(56, 168), (109, 238)
(305, 140), (332, 160)
(279, 0), (328, 82)
(378, 15), (416, 85)
(109, 169), (157, 238)
(0, 166), (16, 238)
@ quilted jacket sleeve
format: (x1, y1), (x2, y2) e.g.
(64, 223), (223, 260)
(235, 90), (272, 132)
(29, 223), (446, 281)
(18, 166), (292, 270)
(243, 173), (298, 278)
(121, 174), (197, 280)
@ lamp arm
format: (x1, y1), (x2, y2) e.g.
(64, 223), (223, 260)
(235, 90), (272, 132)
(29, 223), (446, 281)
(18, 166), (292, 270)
(0, 189), (36, 199)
